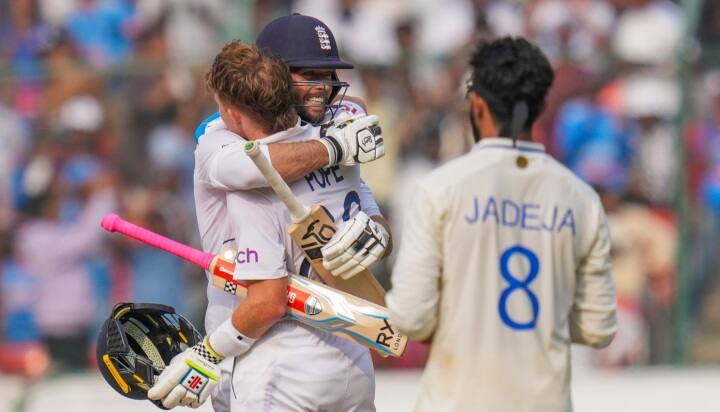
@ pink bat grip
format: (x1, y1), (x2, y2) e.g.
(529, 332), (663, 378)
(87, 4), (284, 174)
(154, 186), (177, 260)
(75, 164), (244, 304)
(101, 213), (214, 270)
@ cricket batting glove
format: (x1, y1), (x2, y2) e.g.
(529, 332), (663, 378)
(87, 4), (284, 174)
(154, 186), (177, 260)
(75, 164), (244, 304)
(319, 114), (384, 167)
(147, 340), (221, 409)
(321, 211), (390, 279)
(148, 319), (256, 408)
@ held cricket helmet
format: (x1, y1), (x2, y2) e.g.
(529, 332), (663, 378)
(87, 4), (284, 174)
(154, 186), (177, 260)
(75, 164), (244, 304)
(256, 13), (352, 121)
(96, 303), (202, 409)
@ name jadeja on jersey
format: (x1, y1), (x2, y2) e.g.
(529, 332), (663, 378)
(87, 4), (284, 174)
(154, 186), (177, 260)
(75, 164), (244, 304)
(464, 195), (576, 235)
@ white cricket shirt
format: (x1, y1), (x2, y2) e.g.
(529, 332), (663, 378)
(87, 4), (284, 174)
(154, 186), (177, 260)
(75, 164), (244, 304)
(194, 106), (379, 411)
(194, 103), (380, 334)
(387, 138), (617, 412)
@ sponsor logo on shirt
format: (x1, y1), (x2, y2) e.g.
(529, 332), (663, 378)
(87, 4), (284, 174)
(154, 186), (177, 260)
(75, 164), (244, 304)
(236, 248), (259, 264)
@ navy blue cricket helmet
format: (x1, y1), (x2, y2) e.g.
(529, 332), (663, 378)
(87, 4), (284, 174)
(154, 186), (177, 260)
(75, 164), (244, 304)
(256, 13), (352, 122)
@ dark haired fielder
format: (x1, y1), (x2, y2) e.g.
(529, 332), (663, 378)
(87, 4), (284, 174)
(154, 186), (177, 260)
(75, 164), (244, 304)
(387, 37), (617, 412)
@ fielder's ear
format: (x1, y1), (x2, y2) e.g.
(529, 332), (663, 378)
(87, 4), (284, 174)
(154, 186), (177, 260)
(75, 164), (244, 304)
(538, 99), (548, 119)
(468, 91), (486, 123)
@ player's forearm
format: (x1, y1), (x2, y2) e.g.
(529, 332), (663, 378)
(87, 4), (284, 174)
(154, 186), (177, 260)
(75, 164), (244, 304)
(231, 277), (288, 338)
(268, 141), (329, 183)
(207, 140), (328, 190)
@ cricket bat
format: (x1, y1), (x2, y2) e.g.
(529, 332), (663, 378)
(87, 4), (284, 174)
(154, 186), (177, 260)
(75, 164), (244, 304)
(100, 214), (407, 358)
(244, 141), (387, 306)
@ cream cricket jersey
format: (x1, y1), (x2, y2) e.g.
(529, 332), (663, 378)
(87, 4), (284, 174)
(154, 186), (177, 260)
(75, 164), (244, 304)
(193, 102), (380, 334)
(387, 138), (617, 412)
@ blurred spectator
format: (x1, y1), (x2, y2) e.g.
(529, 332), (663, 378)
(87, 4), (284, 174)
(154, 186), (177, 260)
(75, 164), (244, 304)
(64, 0), (135, 68)
(116, 15), (201, 184)
(698, 0), (720, 48)
(116, 187), (190, 315)
(54, 95), (117, 218)
(689, 73), (720, 318)
(0, 0), (53, 119)
(605, 201), (676, 364)
(619, 72), (680, 205)
(474, 0), (525, 37)
(0, 228), (51, 379)
(14, 159), (116, 372)
(39, 28), (102, 123)
(528, 0), (615, 65)
(611, 0), (682, 66)
(0, 100), (29, 229)
(38, 0), (79, 27)
(0, 230), (38, 343)
(554, 93), (634, 188)
(576, 152), (676, 366)
(134, 0), (228, 67)
(147, 100), (198, 201)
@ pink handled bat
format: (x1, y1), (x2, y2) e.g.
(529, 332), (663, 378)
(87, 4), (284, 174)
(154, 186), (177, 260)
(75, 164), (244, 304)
(100, 214), (406, 357)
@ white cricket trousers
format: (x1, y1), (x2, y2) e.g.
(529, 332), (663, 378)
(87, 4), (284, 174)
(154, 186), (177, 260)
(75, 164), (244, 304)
(211, 319), (375, 411)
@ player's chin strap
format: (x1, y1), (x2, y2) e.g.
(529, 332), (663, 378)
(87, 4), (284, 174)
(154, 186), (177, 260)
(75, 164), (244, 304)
(497, 101), (529, 148)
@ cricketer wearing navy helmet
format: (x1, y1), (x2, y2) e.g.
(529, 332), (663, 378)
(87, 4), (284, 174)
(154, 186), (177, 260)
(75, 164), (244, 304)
(256, 13), (360, 124)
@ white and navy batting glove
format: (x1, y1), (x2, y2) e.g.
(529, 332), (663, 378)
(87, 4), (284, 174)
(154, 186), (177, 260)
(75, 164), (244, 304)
(319, 114), (384, 167)
(321, 211), (390, 279)
(147, 339), (222, 409)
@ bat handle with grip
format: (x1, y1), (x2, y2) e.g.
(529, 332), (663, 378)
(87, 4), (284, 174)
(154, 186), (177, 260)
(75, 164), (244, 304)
(101, 213), (214, 270)
(244, 141), (310, 223)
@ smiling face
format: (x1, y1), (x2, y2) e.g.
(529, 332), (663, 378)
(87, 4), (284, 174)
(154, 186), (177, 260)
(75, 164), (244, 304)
(291, 68), (334, 123)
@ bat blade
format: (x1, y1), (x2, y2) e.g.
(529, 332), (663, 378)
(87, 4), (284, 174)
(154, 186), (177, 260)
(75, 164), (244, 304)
(209, 257), (406, 357)
(289, 205), (387, 306)
(101, 213), (407, 357)
(244, 141), (387, 306)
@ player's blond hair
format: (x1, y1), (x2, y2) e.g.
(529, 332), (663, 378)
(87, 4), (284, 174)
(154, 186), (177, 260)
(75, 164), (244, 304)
(206, 41), (297, 133)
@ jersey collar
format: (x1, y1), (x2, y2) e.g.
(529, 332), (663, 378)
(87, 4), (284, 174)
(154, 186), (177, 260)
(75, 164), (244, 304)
(472, 137), (546, 154)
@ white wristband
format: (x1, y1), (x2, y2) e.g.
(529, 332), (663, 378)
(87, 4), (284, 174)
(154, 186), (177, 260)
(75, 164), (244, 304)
(207, 318), (257, 358)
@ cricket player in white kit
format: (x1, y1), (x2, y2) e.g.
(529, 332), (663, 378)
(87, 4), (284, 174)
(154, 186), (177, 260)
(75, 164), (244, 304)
(148, 18), (391, 411)
(387, 37), (618, 412)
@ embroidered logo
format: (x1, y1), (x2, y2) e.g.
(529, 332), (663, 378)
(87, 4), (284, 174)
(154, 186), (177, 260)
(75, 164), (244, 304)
(315, 26), (331, 50)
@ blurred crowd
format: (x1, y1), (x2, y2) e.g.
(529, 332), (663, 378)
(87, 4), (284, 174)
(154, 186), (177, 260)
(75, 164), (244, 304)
(1, 0), (720, 378)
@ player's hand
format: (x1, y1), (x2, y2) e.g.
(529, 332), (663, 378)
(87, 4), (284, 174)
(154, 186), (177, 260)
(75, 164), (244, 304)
(321, 211), (389, 279)
(147, 340), (222, 409)
(319, 114), (384, 166)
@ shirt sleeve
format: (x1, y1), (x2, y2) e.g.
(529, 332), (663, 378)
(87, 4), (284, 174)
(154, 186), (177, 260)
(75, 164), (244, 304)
(386, 183), (442, 340)
(569, 199), (618, 348)
(204, 137), (273, 190)
(225, 190), (289, 281)
(357, 179), (381, 218)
